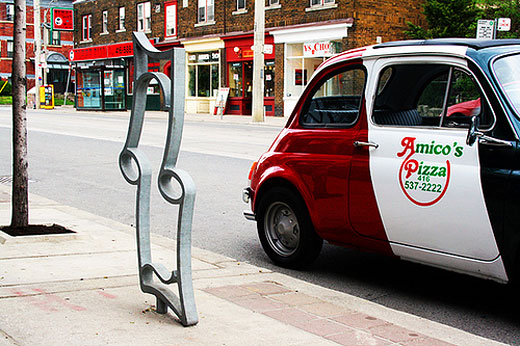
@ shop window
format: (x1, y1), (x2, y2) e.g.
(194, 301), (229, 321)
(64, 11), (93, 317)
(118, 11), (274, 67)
(51, 30), (61, 46)
(187, 51), (220, 97)
(285, 41), (341, 104)
(165, 2), (177, 37)
(82, 14), (92, 41)
(6, 40), (13, 58)
(197, 0), (214, 23)
(301, 67), (366, 127)
(137, 2), (151, 32)
(5, 4), (13, 21)
(102, 11), (108, 34)
(77, 70), (102, 109)
(229, 60), (274, 98)
(229, 62), (252, 98)
(265, 61), (275, 97)
(229, 63), (243, 97)
(118, 7), (125, 31)
(237, 0), (246, 11)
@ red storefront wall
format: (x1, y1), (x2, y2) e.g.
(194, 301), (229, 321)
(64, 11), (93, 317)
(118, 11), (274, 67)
(224, 34), (275, 116)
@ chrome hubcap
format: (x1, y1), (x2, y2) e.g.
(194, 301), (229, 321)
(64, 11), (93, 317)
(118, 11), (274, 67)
(264, 202), (300, 257)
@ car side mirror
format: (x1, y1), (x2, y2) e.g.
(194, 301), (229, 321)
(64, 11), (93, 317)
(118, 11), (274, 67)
(466, 115), (513, 147)
(466, 115), (480, 146)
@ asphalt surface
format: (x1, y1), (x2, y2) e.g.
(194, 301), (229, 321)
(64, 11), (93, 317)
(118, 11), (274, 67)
(0, 109), (519, 344)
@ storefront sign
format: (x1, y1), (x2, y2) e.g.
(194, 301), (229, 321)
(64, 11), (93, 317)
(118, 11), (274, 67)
(303, 41), (336, 57)
(73, 41), (153, 62)
(73, 46), (108, 62)
(107, 42), (134, 58)
(243, 50), (254, 58)
(188, 51), (220, 63)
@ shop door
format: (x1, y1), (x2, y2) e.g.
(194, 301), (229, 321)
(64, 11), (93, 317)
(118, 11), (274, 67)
(103, 70), (126, 110)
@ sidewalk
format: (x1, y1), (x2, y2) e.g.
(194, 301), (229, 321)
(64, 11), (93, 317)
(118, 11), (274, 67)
(0, 185), (506, 346)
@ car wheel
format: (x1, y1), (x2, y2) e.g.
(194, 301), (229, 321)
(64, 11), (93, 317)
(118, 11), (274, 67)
(256, 187), (322, 268)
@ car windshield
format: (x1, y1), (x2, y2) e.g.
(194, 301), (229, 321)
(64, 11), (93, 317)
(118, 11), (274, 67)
(494, 54), (520, 116)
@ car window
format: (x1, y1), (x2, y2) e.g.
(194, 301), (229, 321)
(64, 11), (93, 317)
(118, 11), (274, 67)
(443, 69), (492, 128)
(300, 67), (366, 127)
(416, 71), (448, 120)
(373, 64), (492, 129)
(494, 54), (520, 116)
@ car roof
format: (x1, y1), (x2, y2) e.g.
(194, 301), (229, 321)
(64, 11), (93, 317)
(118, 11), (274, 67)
(311, 38), (520, 85)
(374, 38), (520, 50)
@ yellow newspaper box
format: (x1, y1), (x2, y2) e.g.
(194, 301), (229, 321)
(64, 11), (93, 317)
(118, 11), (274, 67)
(40, 85), (54, 109)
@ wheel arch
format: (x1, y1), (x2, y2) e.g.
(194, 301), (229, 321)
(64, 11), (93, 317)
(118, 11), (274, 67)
(253, 174), (318, 234)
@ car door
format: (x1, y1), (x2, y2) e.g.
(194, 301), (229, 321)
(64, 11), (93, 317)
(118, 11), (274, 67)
(291, 63), (367, 240)
(349, 57), (507, 279)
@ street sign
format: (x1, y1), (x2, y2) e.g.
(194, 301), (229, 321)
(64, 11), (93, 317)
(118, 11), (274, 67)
(51, 8), (74, 31)
(477, 19), (494, 39)
(497, 18), (511, 31)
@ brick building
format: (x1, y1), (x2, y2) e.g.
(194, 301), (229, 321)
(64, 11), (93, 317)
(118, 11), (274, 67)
(0, 0), (74, 94)
(73, 0), (425, 115)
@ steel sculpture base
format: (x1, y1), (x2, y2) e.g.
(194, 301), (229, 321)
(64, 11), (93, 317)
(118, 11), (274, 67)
(119, 32), (197, 326)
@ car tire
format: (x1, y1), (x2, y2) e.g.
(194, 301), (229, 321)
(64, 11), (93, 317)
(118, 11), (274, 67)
(256, 187), (322, 268)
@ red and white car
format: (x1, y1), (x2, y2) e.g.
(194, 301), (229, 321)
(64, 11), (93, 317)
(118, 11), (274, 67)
(243, 39), (520, 284)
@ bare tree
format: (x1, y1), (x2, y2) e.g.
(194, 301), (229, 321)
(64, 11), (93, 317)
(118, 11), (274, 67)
(11, 0), (28, 228)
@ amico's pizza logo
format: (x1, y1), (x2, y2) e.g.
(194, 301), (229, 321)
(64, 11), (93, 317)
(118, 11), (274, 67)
(397, 137), (463, 207)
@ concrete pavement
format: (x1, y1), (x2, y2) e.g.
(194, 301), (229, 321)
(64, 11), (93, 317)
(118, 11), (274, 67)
(0, 184), (508, 346)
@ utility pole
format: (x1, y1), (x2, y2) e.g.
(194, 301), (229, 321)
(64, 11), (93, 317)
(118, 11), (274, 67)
(34, 0), (41, 108)
(251, 0), (265, 122)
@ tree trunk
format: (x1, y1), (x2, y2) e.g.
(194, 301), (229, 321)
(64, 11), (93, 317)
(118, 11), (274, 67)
(11, 0), (28, 228)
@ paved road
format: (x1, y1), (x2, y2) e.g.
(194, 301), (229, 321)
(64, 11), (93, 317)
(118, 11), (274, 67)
(0, 108), (519, 345)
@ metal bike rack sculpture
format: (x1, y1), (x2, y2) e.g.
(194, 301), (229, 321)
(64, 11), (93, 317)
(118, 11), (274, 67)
(119, 32), (198, 326)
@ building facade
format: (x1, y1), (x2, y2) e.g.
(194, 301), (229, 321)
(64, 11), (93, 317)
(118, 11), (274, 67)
(0, 0), (74, 94)
(73, 0), (425, 115)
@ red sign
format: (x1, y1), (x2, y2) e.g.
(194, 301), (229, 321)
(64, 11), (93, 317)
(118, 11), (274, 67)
(72, 42), (134, 62)
(52, 8), (74, 31)
(72, 46), (108, 62)
(107, 42), (134, 58)
(72, 40), (156, 62)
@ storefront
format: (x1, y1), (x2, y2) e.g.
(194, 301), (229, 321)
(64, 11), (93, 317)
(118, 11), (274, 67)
(223, 34), (275, 116)
(182, 37), (223, 114)
(73, 42), (135, 111)
(46, 52), (73, 94)
(270, 20), (353, 116)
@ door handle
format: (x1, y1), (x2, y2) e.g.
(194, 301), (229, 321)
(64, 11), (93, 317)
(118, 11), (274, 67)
(354, 141), (379, 149)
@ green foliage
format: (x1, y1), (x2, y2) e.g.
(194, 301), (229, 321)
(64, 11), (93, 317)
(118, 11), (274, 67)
(406, 0), (480, 39)
(479, 0), (520, 38)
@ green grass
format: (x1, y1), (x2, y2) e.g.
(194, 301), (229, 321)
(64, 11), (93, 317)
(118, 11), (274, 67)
(0, 96), (12, 104)
(0, 95), (75, 106)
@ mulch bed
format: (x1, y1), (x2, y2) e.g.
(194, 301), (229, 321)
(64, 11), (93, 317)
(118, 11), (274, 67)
(0, 224), (75, 237)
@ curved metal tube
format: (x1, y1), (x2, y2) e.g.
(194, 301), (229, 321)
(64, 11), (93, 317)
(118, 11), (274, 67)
(118, 32), (197, 326)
